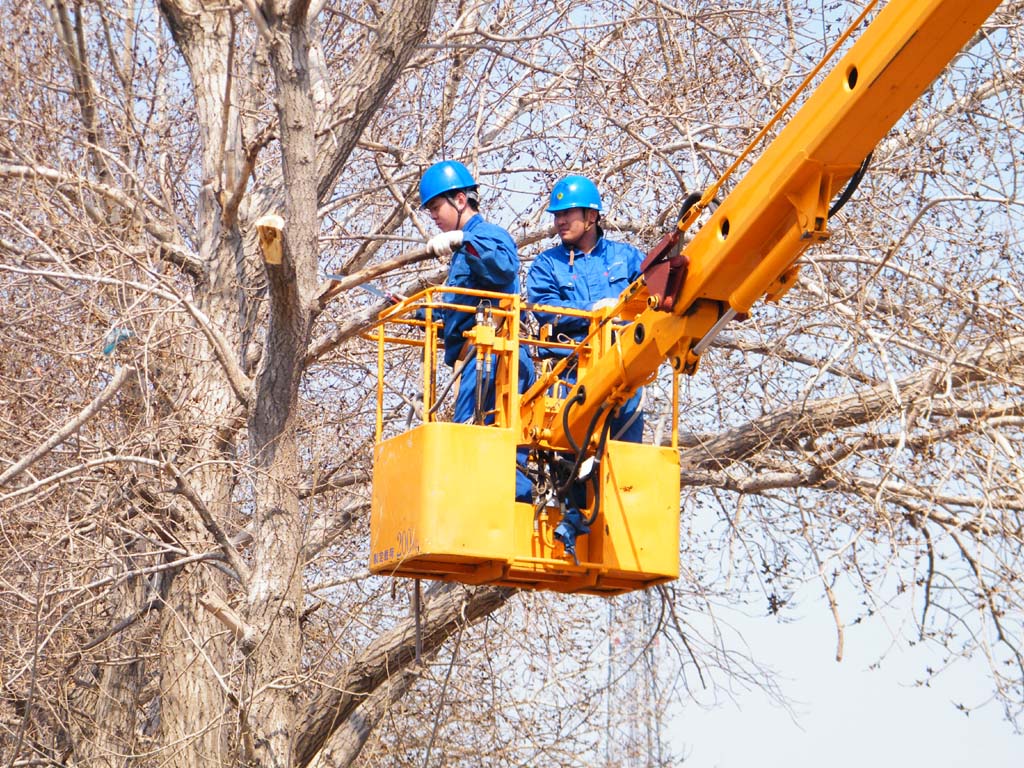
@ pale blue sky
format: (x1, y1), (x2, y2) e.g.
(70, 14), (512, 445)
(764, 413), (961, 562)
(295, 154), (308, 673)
(676, 597), (1021, 767)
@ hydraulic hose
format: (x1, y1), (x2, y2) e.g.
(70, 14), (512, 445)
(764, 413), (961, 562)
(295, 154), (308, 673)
(562, 387), (588, 456)
(828, 152), (872, 218)
(473, 348), (485, 424)
(557, 392), (612, 498)
(677, 191), (703, 223)
(583, 411), (616, 527)
(428, 344), (474, 416)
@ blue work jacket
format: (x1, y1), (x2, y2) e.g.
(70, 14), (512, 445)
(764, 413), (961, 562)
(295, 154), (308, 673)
(440, 214), (520, 367)
(527, 233), (646, 442)
(527, 234), (644, 344)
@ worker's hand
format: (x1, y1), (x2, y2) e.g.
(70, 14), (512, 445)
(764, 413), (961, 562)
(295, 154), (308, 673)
(591, 297), (618, 313)
(426, 230), (464, 257)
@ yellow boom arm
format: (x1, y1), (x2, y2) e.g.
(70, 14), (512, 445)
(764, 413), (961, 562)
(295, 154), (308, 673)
(524, 0), (1000, 452)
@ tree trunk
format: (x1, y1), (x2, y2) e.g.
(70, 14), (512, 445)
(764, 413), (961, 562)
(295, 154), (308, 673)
(240, 5), (321, 765)
(155, 3), (250, 764)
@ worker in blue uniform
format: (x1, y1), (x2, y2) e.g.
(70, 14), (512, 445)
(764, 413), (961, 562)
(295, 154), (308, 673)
(527, 175), (645, 560)
(419, 160), (533, 502)
(527, 175), (645, 443)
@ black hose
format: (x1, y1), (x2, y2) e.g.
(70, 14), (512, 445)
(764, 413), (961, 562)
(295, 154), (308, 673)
(828, 152), (872, 218)
(562, 387), (587, 456)
(556, 407), (610, 498)
(677, 192), (703, 222)
(557, 397), (612, 498)
(583, 412), (616, 527)
(427, 344), (474, 416)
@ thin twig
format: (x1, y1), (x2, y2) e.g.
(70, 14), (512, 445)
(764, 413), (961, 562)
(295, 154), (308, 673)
(0, 365), (135, 486)
(422, 626), (463, 768)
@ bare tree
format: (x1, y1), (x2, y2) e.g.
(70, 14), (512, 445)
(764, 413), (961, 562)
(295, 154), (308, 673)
(0, 1), (1022, 766)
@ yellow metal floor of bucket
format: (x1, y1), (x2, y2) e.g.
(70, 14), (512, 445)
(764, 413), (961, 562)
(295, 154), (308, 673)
(370, 422), (680, 596)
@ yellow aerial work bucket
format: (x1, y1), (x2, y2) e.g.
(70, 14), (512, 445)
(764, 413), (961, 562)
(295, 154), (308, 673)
(367, 286), (680, 595)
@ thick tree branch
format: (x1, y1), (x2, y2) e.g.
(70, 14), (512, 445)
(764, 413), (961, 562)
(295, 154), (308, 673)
(680, 334), (1024, 471)
(315, 0), (437, 203)
(306, 669), (416, 767)
(293, 584), (512, 766)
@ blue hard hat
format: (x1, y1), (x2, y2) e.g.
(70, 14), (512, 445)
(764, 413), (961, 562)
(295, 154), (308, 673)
(547, 175), (603, 213)
(419, 160), (478, 207)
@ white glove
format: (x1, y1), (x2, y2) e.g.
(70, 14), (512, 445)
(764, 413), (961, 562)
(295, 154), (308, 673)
(426, 230), (464, 257)
(591, 297), (618, 312)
